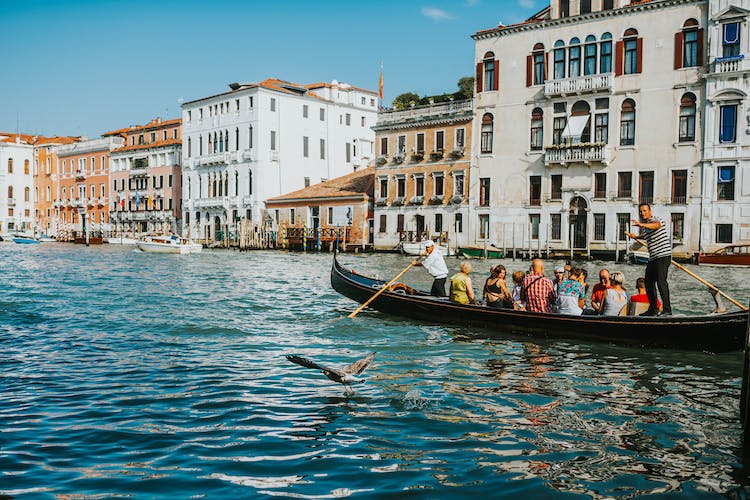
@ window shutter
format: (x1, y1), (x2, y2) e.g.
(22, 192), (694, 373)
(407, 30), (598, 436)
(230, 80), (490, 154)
(615, 41), (624, 76)
(697, 28), (704, 66)
(674, 31), (684, 69)
(476, 62), (483, 93)
(636, 37), (643, 73)
(544, 52), (549, 81)
(526, 55), (533, 86)
(493, 59), (499, 91)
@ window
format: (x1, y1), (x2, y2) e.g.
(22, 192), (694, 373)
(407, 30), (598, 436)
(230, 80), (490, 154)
(479, 51), (497, 91)
(554, 40), (566, 79)
(7, 158), (12, 173)
(551, 174), (562, 199)
(435, 131), (445, 152)
(416, 133), (425, 154)
(717, 166), (735, 201)
(248, 171), (253, 195)
(559, 0), (569, 17)
(396, 176), (406, 197)
(481, 113), (494, 153)
(584, 36), (597, 75)
(319, 108), (325, 121)
(397, 214), (405, 232)
(235, 128), (240, 151)
(435, 213), (443, 233)
(672, 170), (688, 204)
(290, 208), (295, 225)
(603, 0), (613, 8)
(720, 104), (737, 143)
(620, 99), (636, 146)
(24, 159), (29, 174)
(617, 213), (630, 240)
(639, 171), (654, 204)
(434, 173), (444, 196)
(199, 135), (203, 155)
(530, 108), (543, 151)
(361, 116), (366, 127)
(455, 213), (463, 233)
(24, 187), (30, 202)
(580, 0), (591, 14)
(397, 135), (406, 155)
(249, 126), (253, 149)
(553, 116), (566, 145)
(380, 137), (388, 156)
(479, 178), (490, 206)
(716, 224), (733, 244)
(303, 136), (309, 158)
(479, 214), (490, 239)
(529, 176), (541, 206)
(600, 33), (613, 73)
(677, 19), (701, 68)
(533, 43), (546, 85)
(671, 213), (684, 241)
(622, 29), (640, 75)
(455, 128), (465, 149)
(551, 214), (562, 240)
(454, 172), (465, 196)
(304, 177), (310, 187)
(151, 132), (156, 142)
(618, 172), (632, 198)
(594, 172), (607, 198)
(594, 112), (609, 143)
(379, 214), (387, 233)
(529, 214), (540, 240)
(346, 142), (351, 163)
(270, 98), (276, 112)
(679, 93), (697, 142)
(415, 175), (424, 197)
(303, 105), (309, 118)
(593, 213), (606, 241)
(271, 131), (277, 151)
(723, 22), (740, 58)
(320, 139), (326, 160)
(345, 113), (351, 126)
(379, 177), (388, 198)
(568, 38), (581, 78)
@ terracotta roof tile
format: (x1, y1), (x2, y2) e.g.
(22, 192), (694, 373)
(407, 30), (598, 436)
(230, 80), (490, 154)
(0, 133), (81, 145)
(266, 167), (374, 203)
(103, 118), (181, 137)
(112, 137), (182, 153)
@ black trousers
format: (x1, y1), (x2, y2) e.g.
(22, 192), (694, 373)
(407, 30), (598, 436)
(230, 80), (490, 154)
(645, 256), (672, 314)
(431, 277), (447, 297)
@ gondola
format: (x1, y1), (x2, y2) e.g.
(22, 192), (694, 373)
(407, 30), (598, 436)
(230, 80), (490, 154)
(331, 251), (748, 353)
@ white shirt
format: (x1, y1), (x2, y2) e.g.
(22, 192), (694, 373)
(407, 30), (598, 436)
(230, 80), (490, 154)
(422, 248), (448, 279)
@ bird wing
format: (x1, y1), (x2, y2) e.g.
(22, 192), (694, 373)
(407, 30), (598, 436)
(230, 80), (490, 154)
(286, 355), (343, 376)
(344, 352), (376, 375)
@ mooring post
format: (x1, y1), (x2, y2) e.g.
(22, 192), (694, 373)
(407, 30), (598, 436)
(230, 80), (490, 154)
(741, 300), (750, 448)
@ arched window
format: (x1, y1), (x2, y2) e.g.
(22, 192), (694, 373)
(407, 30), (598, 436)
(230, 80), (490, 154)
(207, 134), (212, 153)
(620, 99), (636, 146)
(34, 187), (38, 202)
(225, 130), (230, 152)
(679, 93), (697, 142)
(570, 101), (592, 143)
(530, 108), (543, 151)
(569, 37), (581, 78)
(481, 113), (494, 154)
(219, 131), (224, 152)
(248, 170), (253, 195)
(480, 51), (497, 91)
(235, 171), (239, 195)
(24, 159), (29, 174)
(199, 135), (203, 156)
(213, 132), (218, 153)
(553, 40), (566, 79)
(532, 43), (546, 85)
(188, 137), (192, 157)
(584, 35), (597, 75)
(235, 128), (240, 151)
(7, 158), (12, 173)
(622, 28), (640, 75)
(676, 19), (702, 69)
(46, 186), (51, 202)
(600, 32), (613, 73)
(24, 187), (29, 202)
(224, 172), (228, 196)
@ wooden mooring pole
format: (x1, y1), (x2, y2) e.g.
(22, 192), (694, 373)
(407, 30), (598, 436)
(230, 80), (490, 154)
(741, 300), (750, 449)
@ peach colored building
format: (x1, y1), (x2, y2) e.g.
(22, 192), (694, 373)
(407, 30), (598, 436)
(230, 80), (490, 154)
(265, 167), (374, 250)
(33, 136), (80, 237)
(57, 136), (124, 241)
(104, 118), (182, 235)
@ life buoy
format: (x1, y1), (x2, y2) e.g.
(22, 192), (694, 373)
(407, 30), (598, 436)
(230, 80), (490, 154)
(389, 282), (415, 295)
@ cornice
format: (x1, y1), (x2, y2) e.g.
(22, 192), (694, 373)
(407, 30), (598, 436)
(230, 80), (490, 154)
(472, 0), (705, 40)
(372, 114), (473, 132)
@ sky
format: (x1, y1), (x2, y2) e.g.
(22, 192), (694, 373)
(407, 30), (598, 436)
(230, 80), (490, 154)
(0, 0), (540, 139)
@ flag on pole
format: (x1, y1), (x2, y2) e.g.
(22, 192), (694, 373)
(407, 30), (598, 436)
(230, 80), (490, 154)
(378, 63), (384, 111)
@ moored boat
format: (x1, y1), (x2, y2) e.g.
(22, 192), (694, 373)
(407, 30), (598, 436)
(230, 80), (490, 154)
(458, 245), (504, 259)
(106, 236), (139, 245)
(137, 234), (202, 254)
(331, 251), (747, 352)
(38, 236), (57, 242)
(12, 233), (41, 244)
(628, 250), (649, 265)
(699, 244), (750, 266)
(400, 241), (454, 256)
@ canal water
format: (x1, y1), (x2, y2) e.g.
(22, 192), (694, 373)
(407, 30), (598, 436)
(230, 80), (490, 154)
(2, 244), (750, 498)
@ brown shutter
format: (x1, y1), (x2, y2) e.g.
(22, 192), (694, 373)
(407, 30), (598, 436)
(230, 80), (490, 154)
(544, 52), (549, 81)
(476, 62), (483, 93)
(526, 55), (533, 86)
(674, 31), (684, 70)
(493, 59), (499, 91)
(636, 37), (643, 73)
(697, 28), (704, 66)
(615, 41), (624, 76)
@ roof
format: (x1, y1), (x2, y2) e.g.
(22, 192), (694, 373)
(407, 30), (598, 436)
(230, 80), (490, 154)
(0, 133), (80, 146)
(111, 137), (182, 153)
(266, 167), (374, 204)
(305, 82), (378, 96)
(103, 117), (181, 137)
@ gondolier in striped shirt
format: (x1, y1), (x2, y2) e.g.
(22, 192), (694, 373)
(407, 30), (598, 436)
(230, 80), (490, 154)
(626, 203), (672, 316)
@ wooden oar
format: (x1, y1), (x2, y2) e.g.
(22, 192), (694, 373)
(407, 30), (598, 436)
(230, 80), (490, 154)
(348, 261), (416, 318)
(631, 237), (748, 312)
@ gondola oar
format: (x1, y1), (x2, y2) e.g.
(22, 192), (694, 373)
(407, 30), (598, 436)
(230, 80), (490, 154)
(348, 261), (416, 318)
(631, 236), (748, 312)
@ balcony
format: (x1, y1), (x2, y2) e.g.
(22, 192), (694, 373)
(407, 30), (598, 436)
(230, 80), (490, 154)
(544, 73), (614, 97)
(7, 197), (15, 206)
(375, 99), (473, 127)
(242, 196), (254, 205)
(197, 152), (230, 167)
(194, 197), (229, 208)
(75, 169), (86, 180)
(241, 149), (254, 162)
(711, 55), (749, 74)
(544, 143), (610, 166)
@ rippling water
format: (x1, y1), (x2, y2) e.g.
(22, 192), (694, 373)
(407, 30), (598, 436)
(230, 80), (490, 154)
(2, 243), (750, 498)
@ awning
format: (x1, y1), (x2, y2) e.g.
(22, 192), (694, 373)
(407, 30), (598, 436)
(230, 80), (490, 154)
(561, 114), (590, 141)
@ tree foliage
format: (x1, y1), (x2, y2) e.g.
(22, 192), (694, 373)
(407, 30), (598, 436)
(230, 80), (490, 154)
(390, 77), (474, 109)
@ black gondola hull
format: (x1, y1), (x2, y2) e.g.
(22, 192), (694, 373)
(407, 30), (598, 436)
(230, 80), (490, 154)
(331, 254), (748, 353)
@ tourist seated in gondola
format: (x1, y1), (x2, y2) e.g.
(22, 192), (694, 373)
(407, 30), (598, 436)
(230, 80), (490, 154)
(628, 277), (662, 315)
(597, 271), (629, 316)
(552, 265), (565, 292)
(483, 265), (513, 309)
(555, 267), (586, 316)
(511, 271), (526, 310)
(590, 269), (612, 311)
(450, 262), (477, 305)
(520, 259), (556, 313)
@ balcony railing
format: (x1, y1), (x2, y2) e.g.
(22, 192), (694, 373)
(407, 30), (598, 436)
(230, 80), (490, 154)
(197, 152), (230, 166)
(194, 197), (229, 208)
(75, 169), (86, 180)
(376, 99), (473, 126)
(7, 197), (15, 206)
(712, 55), (748, 73)
(544, 73), (614, 97)
(671, 195), (687, 205)
(544, 143), (610, 166)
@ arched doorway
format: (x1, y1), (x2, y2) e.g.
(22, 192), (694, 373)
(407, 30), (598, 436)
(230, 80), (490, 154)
(214, 215), (222, 242)
(569, 196), (588, 249)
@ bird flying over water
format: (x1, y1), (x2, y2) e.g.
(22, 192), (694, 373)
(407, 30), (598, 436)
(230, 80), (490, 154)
(286, 353), (376, 392)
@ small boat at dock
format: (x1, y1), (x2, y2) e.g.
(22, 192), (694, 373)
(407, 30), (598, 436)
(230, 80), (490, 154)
(12, 233), (41, 244)
(458, 245), (505, 259)
(106, 236), (139, 245)
(137, 234), (202, 254)
(699, 244), (750, 266)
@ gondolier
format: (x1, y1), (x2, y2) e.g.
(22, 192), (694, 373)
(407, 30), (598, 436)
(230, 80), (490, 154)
(626, 203), (672, 316)
(412, 240), (448, 297)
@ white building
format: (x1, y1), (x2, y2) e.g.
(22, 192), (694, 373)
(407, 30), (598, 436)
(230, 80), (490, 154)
(472, 0), (707, 257)
(181, 78), (378, 241)
(701, 0), (750, 251)
(0, 135), (35, 234)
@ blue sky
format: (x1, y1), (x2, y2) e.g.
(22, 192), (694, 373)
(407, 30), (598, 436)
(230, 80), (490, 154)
(0, 0), (539, 138)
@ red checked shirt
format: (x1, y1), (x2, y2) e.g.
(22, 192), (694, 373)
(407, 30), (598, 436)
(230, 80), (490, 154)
(521, 273), (557, 313)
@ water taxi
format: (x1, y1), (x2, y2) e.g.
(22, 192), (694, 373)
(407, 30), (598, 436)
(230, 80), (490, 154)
(136, 235), (203, 254)
(699, 244), (750, 266)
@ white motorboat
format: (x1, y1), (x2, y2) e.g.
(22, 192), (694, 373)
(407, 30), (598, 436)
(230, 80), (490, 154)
(400, 241), (454, 256)
(137, 235), (203, 254)
(106, 236), (139, 245)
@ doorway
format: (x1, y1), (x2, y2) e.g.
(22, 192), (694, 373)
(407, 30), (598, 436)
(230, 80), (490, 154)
(570, 196), (588, 249)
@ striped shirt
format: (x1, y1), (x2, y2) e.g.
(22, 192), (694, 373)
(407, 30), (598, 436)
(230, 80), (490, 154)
(640, 217), (671, 260)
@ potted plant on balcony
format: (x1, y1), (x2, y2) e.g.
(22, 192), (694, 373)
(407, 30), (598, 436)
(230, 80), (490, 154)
(428, 195), (444, 205)
(375, 198), (388, 207)
(410, 152), (424, 163)
(448, 148), (464, 159)
(450, 195), (464, 205)
(409, 196), (424, 205)
(391, 197), (405, 206)
(392, 154), (405, 164)
(376, 155), (388, 166)
(429, 150), (444, 162)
